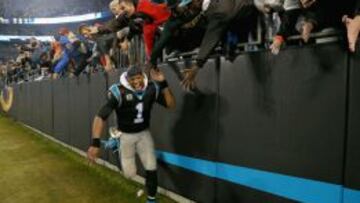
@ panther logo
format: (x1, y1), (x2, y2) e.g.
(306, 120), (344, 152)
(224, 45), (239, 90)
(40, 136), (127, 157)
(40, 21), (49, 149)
(0, 86), (14, 112)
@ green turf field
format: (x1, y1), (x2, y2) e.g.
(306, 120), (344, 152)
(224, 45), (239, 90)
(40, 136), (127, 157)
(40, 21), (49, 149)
(0, 115), (176, 203)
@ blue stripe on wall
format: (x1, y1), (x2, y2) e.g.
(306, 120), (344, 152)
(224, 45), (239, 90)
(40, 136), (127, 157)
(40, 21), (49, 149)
(156, 151), (360, 203)
(343, 188), (360, 203)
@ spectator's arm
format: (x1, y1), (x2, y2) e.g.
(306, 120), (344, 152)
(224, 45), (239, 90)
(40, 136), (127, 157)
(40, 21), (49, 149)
(301, 1), (324, 30)
(150, 17), (184, 66)
(142, 23), (158, 59)
(98, 15), (129, 34)
(270, 9), (302, 55)
(277, 9), (302, 39)
(97, 25), (112, 34)
(196, 13), (228, 68)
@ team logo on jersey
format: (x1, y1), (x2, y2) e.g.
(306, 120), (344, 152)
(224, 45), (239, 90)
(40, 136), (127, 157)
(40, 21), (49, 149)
(126, 94), (133, 101)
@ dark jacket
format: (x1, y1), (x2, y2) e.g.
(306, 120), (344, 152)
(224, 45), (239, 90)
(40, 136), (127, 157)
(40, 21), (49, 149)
(196, 0), (256, 68)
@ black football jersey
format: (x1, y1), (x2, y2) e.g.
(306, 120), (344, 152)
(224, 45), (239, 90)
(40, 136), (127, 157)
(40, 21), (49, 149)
(97, 80), (167, 133)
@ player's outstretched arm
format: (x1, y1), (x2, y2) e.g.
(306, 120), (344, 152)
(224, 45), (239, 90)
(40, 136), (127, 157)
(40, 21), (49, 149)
(87, 93), (118, 163)
(87, 116), (105, 163)
(150, 68), (176, 110)
(162, 87), (176, 110)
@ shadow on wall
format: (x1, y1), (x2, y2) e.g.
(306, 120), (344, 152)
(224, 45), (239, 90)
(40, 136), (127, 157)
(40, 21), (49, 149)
(248, 52), (276, 116)
(153, 61), (219, 201)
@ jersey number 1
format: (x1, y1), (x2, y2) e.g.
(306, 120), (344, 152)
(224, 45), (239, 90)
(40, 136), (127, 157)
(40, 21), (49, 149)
(134, 102), (144, 124)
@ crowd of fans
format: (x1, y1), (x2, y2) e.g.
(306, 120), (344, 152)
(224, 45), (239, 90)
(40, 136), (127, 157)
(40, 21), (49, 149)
(0, 0), (109, 18)
(0, 0), (359, 88)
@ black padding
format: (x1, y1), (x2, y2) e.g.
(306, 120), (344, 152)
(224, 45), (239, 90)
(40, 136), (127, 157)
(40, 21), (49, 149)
(218, 43), (347, 185)
(32, 82), (42, 129)
(157, 162), (216, 203)
(53, 78), (70, 143)
(345, 49), (360, 190)
(17, 84), (25, 122)
(68, 75), (91, 151)
(151, 60), (219, 202)
(152, 60), (219, 160)
(39, 80), (53, 135)
(88, 72), (108, 160)
(23, 83), (31, 125)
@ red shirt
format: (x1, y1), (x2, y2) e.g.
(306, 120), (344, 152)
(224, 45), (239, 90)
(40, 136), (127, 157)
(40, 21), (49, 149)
(136, 0), (171, 58)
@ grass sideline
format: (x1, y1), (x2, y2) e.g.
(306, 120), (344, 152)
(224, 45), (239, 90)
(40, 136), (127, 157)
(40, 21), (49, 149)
(0, 115), (176, 203)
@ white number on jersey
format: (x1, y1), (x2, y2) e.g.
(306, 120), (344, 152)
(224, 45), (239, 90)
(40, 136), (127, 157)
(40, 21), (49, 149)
(134, 102), (144, 124)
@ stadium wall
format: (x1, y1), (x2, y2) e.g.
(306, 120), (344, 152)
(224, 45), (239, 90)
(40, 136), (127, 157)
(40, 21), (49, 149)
(5, 42), (360, 203)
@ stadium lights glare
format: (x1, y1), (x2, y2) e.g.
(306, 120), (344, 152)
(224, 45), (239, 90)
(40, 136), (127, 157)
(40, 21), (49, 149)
(0, 11), (111, 25)
(0, 35), (55, 42)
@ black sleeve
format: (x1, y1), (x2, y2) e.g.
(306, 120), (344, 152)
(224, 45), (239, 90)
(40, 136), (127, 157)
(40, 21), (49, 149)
(95, 34), (115, 55)
(133, 12), (154, 23)
(303, 2), (324, 29)
(196, 12), (228, 68)
(356, 1), (360, 15)
(98, 15), (130, 34)
(150, 16), (184, 65)
(127, 20), (144, 40)
(277, 9), (302, 39)
(97, 91), (119, 120)
(97, 19), (116, 34)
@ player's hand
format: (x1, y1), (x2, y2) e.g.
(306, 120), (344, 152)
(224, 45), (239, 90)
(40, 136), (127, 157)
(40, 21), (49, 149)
(150, 68), (165, 82)
(87, 146), (100, 164)
(181, 65), (199, 91)
(270, 38), (283, 55)
(343, 15), (360, 53)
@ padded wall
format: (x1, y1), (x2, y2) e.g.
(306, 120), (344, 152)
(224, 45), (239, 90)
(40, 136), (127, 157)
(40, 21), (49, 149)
(39, 80), (53, 135)
(53, 78), (70, 143)
(217, 43), (347, 202)
(151, 60), (219, 203)
(68, 75), (91, 151)
(344, 48), (360, 202)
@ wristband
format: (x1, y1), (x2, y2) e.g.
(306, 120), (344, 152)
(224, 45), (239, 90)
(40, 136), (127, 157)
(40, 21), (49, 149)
(91, 138), (101, 148)
(274, 35), (285, 43)
(158, 80), (169, 89)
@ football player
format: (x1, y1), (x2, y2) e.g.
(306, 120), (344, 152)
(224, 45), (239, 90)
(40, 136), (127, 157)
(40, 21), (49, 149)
(87, 66), (175, 203)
